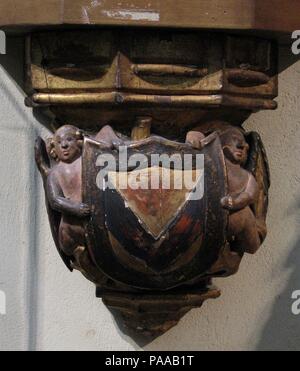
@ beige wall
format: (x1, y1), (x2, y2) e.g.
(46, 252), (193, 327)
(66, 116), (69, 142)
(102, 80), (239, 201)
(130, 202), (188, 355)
(0, 37), (299, 351)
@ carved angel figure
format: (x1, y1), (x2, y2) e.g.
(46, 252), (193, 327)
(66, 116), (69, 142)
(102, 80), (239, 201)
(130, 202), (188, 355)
(35, 124), (123, 272)
(220, 127), (267, 255)
(186, 124), (270, 276)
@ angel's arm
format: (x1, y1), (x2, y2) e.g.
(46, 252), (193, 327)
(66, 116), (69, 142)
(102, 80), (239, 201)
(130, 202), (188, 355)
(46, 174), (90, 218)
(232, 175), (259, 210)
(222, 174), (259, 211)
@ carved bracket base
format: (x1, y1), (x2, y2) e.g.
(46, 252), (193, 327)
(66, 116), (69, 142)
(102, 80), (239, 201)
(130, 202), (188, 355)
(99, 286), (221, 338)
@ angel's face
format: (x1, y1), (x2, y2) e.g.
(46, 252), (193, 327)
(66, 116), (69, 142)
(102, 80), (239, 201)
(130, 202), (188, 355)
(221, 129), (249, 165)
(53, 126), (82, 163)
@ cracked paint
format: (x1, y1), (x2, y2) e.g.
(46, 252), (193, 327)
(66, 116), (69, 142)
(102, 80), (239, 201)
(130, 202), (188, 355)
(101, 9), (160, 22)
(80, 1), (160, 24)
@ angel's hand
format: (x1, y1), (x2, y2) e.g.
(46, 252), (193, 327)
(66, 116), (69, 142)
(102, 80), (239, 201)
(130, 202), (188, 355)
(75, 203), (91, 218)
(221, 196), (234, 210)
(95, 125), (125, 150)
(186, 131), (206, 150)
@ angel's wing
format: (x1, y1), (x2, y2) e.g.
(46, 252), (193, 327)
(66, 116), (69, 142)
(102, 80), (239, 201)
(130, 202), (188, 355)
(35, 137), (73, 271)
(245, 132), (270, 225)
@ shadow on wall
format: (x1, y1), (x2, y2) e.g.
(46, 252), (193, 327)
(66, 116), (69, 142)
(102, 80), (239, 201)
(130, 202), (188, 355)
(0, 35), (24, 90)
(0, 35), (41, 351)
(257, 200), (300, 351)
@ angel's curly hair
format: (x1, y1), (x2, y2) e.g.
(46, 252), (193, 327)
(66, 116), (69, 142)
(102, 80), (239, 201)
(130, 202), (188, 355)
(48, 125), (84, 161)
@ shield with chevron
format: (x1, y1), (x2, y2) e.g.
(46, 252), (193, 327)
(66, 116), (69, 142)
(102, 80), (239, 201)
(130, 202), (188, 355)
(82, 134), (227, 290)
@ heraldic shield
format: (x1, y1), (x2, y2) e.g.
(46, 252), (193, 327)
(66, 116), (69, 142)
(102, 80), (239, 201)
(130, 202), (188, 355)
(82, 133), (228, 290)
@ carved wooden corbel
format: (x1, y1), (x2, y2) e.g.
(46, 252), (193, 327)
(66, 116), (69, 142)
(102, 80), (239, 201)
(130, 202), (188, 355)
(29, 30), (274, 338)
(1, 0), (298, 340)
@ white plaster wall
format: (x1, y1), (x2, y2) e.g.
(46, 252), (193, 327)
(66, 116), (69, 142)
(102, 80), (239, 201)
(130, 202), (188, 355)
(0, 37), (299, 351)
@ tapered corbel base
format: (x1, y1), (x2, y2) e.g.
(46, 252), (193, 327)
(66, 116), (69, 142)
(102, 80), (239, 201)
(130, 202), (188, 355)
(98, 286), (221, 339)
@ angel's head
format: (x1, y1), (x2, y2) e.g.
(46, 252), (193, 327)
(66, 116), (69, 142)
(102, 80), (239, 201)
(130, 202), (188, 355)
(49, 125), (84, 163)
(220, 127), (249, 165)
